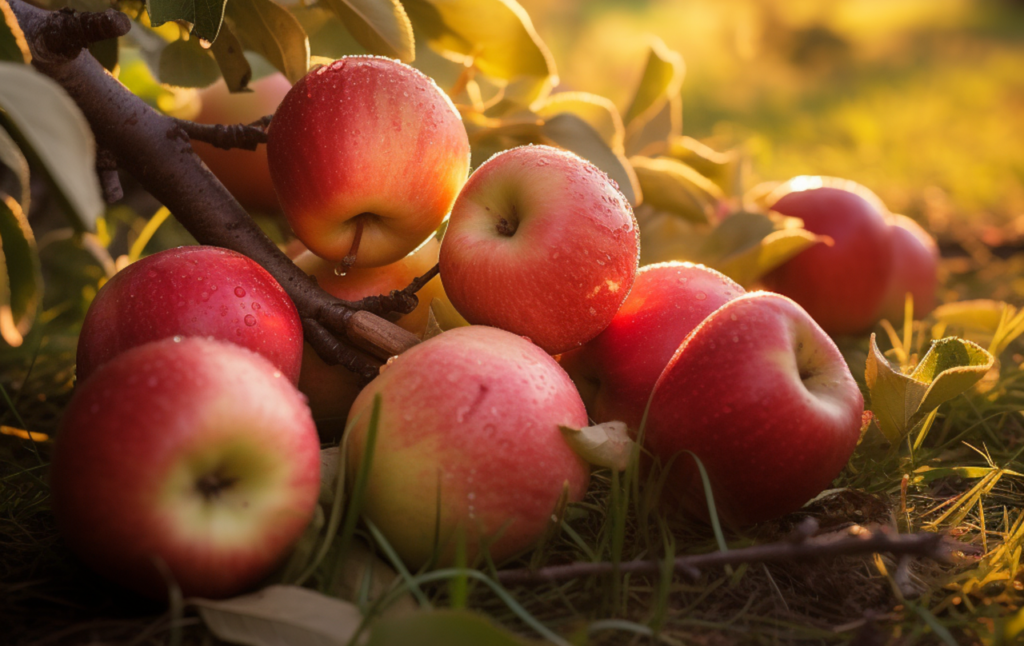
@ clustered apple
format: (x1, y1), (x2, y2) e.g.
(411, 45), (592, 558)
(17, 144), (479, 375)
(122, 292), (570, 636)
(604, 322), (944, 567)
(54, 54), (933, 602)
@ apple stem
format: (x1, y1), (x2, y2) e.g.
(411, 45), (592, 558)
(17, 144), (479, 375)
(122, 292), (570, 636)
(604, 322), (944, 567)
(339, 217), (366, 274)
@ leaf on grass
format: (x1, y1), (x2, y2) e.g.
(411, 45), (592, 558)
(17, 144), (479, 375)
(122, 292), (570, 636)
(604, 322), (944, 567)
(535, 92), (625, 152)
(865, 334), (993, 444)
(912, 464), (1023, 485)
(191, 584), (362, 646)
(0, 125), (29, 211)
(0, 194), (41, 347)
(320, 0), (414, 62)
(0, 0), (29, 64)
(629, 156), (719, 223)
(367, 609), (539, 646)
(148, 0), (227, 43)
(404, 0), (553, 82)
(712, 223), (824, 287)
(542, 113), (639, 206)
(623, 37), (684, 137)
(560, 421), (635, 471)
(226, 0), (310, 84)
(209, 21), (252, 92)
(0, 63), (102, 231)
(332, 540), (416, 616)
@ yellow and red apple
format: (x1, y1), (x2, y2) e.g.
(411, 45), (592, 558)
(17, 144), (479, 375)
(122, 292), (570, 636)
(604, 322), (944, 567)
(877, 214), (940, 324)
(267, 57), (470, 267)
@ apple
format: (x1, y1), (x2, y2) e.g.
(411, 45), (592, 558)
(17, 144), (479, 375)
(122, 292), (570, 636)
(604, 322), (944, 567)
(438, 145), (640, 355)
(267, 57), (471, 268)
(293, 238), (452, 438)
(559, 262), (745, 431)
(877, 214), (939, 324)
(193, 74), (292, 213)
(345, 326), (590, 568)
(76, 246), (303, 384)
(760, 177), (894, 336)
(644, 292), (864, 526)
(50, 337), (321, 599)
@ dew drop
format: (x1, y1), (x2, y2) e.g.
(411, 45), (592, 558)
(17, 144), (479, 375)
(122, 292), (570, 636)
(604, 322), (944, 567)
(252, 303), (261, 311)
(234, 287), (246, 298)
(695, 292), (707, 301)
(244, 315), (257, 327)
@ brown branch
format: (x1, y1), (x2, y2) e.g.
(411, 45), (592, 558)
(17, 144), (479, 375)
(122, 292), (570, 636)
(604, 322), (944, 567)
(340, 263), (440, 320)
(31, 7), (130, 62)
(95, 147), (122, 203)
(303, 319), (381, 381)
(170, 118), (270, 151)
(10, 0), (419, 366)
(496, 524), (958, 587)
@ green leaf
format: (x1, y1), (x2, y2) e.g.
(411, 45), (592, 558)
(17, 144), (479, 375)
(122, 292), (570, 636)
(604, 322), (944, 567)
(629, 156), (720, 223)
(0, 63), (102, 231)
(665, 136), (738, 194)
(535, 91), (624, 152)
(932, 299), (1007, 334)
(404, 0), (553, 81)
(0, 0), (29, 64)
(367, 609), (542, 646)
(148, 0), (227, 43)
(191, 584), (363, 646)
(292, 5), (367, 60)
(0, 125), (29, 212)
(0, 194), (40, 347)
(714, 227), (823, 288)
(320, 0), (414, 63)
(158, 38), (221, 88)
(865, 334), (993, 444)
(912, 464), (1023, 485)
(541, 113), (639, 206)
(226, 0), (309, 84)
(117, 50), (200, 118)
(209, 21), (252, 92)
(623, 37), (684, 135)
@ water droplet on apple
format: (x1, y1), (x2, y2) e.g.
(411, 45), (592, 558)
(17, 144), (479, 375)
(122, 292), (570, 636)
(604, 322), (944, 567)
(244, 315), (257, 327)
(234, 287), (246, 298)
(730, 314), (738, 321)
(695, 292), (707, 301)
(172, 336), (182, 342)
(252, 303), (261, 311)
(200, 292), (209, 301)
(210, 284), (218, 291)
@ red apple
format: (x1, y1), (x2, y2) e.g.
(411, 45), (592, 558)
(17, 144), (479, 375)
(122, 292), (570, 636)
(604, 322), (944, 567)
(439, 145), (640, 355)
(761, 177), (894, 335)
(293, 238), (452, 437)
(345, 326), (590, 568)
(645, 292), (864, 526)
(51, 337), (321, 599)
(267, 57), (471, 268)
(877, 214), (939, 324)
(76, 246), (303, 384)
(560, 262), (745, 431)
(193, 74), (292, 213)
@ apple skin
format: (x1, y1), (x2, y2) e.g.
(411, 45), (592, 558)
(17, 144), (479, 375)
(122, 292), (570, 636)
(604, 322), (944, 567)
(760, 178), (894, 336)
(559, 262), (745, 431)
(645, 292), (864, 526)
(267, 57), (471, 267)
(439, 145), (640, 355)
(877, 214), (939, 324)
(50, 337), (321, 599)
(293, 238), (450, 437)
(345, 326), (590, 568)
(77, 246), (303, 384)
(193, 74), (292, 213)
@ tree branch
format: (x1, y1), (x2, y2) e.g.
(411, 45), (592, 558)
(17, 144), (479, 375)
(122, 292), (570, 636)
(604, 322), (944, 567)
(31, 7), (130, 62)
(10, 0), (419, 364)
(496, 523), (959, 587)
(170, 116), (271, 151)
(339, 262), (440, 320)
(95, 147), (122, 203)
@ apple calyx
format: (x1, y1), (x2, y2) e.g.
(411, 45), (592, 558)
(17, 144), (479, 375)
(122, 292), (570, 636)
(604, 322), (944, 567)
(196, 471), (240, 500)
(496, 215), (518, 237)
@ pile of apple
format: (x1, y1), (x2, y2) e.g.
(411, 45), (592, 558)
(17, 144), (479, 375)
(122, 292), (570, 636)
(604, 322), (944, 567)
(50, 56), (935, 600)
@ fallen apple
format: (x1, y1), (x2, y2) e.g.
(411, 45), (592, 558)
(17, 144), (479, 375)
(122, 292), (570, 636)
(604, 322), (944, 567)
(560, 261), (745, 431)
(877, 214), (940, 324)
(51, 337), (321, 599)
(267, 57), (471, 268)
(439, 145), (640, 355)
(345, 326), (590, 568)
(76, 246), (303, 384)
(644, 292), (865, 526)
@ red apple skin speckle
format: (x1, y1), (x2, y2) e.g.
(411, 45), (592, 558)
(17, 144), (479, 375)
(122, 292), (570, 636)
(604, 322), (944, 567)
(645, 292), (865, 526)
(345, 326), (590, 568)
(76, 246), (303, 384)
(52, 338), (320, 600)
(267, 57), (470, 267)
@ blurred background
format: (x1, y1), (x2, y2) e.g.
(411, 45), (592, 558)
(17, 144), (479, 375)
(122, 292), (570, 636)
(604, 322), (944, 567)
(521, 0), (1024, 243)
